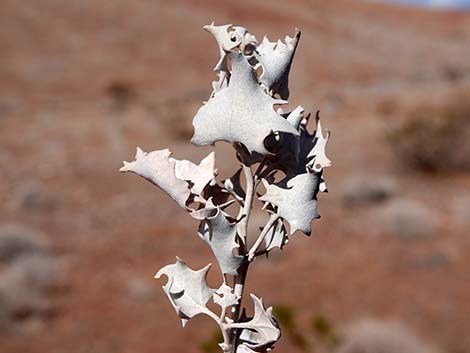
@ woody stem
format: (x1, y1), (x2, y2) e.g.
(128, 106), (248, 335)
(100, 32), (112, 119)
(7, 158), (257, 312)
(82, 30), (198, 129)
(247, 214), (279, 261)
(229, 163), (258, 352)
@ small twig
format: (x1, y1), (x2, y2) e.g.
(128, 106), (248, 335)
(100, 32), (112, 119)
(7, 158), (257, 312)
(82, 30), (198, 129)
(206, 308), (233, 352)
(229, 163), (257, 352)
(255, 164), (275, 188)
(253, 248), (269, 258)
(206, 309), (222, 323)
(247, 214), (279, 262)
(230, 262), (249, 352)
(218, 199), (237, 209)
(236, 164), (255, 247)
(226, 188), (245, 206)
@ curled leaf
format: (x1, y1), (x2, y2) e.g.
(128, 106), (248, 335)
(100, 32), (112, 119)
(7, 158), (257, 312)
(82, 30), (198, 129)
(263, 218), (288, 252)
(307, 113), (332, 172)
(286, 105), (305, 129)
(232, 294), (281, 351)
(191, 51), (299, 155)
(260, 172), (321, 235)
(236, 345), (257, 353)
(120, 148), (190, 208)
(213, 283), (240, 309)
(204, 23), (258, 94)
(231, 26), (258, 54)
(155, 258), (216, 327)
(172, 152), (217, 196)
(264, 106), (306, 172)
(196, 201), (245, 275)
(267, 110), (332, 200)
(319, 175), (328, 193)
(204, 23), (257, 72)
(255, 30), (301, 100)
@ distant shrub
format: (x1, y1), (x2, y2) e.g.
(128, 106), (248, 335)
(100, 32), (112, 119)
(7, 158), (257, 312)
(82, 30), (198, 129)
(335, 319), (437, 353)
(340, 174), (396, 207)
(311, 314), (340, 349)
(377, 199), (439, 240)
(0, 224), (50, 263)
(311, 314), (332, 336)
(272, 305), (307, 349)
(13, 180), (57, 212)
(272, 304), (295, 330)
(388, 93), (470, 172)
(0, 254), (61, 328)
(0, 225), (62, 331)
(106, 80), (134, 112)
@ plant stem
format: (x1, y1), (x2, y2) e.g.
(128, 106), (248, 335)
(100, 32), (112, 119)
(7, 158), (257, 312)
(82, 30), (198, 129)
(229, 163), (258, 353)
(247, 214), (279, 261)
(238, 164), (255, 247)
(229, 261), (249, 353)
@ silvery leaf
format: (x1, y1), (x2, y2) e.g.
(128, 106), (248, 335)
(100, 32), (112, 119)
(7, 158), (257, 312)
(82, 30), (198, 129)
(197, 169), (247, 208)
(204, 22), (258, 73)
(286, 105), (305, 129)
(212, 71), (230, 94)
(264, 106), (306, 172)
(155, 257), (216, 327)
(120, 148), (190, 208)
(255, 30), (301, 100)
(306, 114), (332, 172)
(232, 294), (281, 351)
(194, 200), (244, 275)
(272, 111), (331, 179)
(236, 345), (257, 353)
(319, 175), (328, 193)
(259, 172), (321, 235)
(191, 51), (299, 155)
(213, 283), (240, 309)
(263, 218), (288, 252)
(231, 26), (258, 54)
(190, 201), (219, 220)
(172, 152), (217, 196)
(204, 23), (240, 73)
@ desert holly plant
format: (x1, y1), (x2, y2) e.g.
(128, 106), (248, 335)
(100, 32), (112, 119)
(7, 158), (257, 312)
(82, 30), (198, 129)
(120, 23), (331, 353)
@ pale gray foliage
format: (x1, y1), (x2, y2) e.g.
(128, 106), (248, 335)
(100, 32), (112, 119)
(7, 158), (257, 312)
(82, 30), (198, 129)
(285, 105), (305, 128)
(172, 151), (217, 196)
(255, 31), (300, 100)
(0, 224), (50, 263)
(260, 172), (321, 235)
(263, 218), (288, 252)
(120, 148), (191, 208)
(213, 284), (240, 309)
(232, 294), (281, 351)
(194, 201), (244, 276)
(307, 116), (332, 172)
(204, 23), (257, 73)
(191, 51), (298, 155)
(155, 257), (215, 327)
(121, 22), (332, 353)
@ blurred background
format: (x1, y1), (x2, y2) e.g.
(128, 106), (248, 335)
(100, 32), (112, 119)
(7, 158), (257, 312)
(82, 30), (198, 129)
(0, 0), (469, 352)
